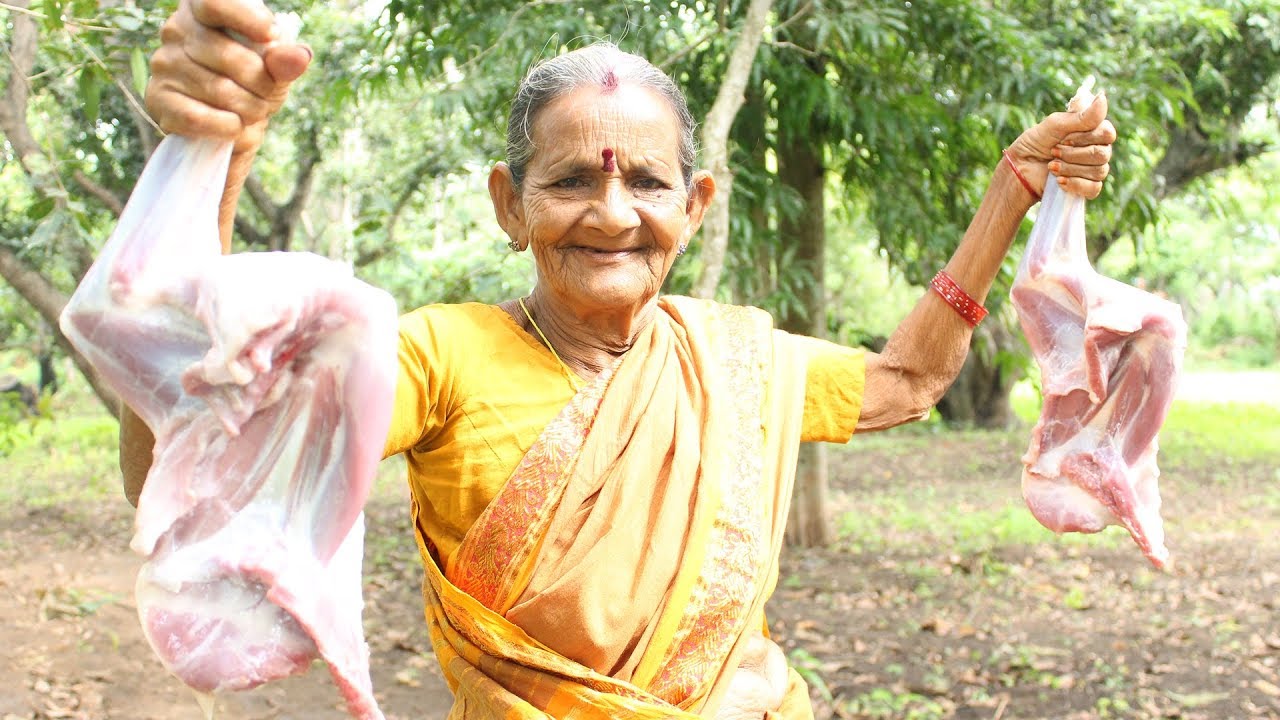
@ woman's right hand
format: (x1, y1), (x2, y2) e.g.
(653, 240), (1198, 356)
(146, 0), (312, 154)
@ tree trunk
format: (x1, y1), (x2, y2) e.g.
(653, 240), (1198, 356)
(787, 443), (831, 546)
(777, 123), (833, 547)
(0, 247), (120, 417)
(37, 350), (57, 395)
(690, 0), (772, 299)
(0, 5), (120, 417)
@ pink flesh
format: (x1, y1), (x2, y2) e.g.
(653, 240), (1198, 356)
(602, 69), (619, 92)
(1010, 176), (1187, 569)
(58, 135), (395, 719)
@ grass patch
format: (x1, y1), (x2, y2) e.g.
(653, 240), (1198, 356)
(0, 404), (120, 507)
(1159, 401), (1280, 466)
(839, 376), (1280, 563)
(1011, 377), (1280, 463)
(837, 490), (1126, 556)
(841, 687), (950, 719)
(0, 377), (413, 510)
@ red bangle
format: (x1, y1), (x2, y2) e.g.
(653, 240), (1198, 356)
(930, 270), (988, 327)
(1003, 149), (1041, 201)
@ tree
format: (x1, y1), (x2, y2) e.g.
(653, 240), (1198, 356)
(932, 0), (1280, 426)
(712, 0), (1054, 541)
(0, 0), (153, 416)
(5, 0), (1274, 541)
(0, 0), (450, 415)
(775, 65), (833, 546)
(700, 0), (1279, 542)
(689, 0), (772, 299)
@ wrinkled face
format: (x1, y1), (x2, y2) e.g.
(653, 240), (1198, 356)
(495, 84), (711, 316)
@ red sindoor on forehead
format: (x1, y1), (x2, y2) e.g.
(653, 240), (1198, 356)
(602, 70), (619, 92)
(601, 148), (616, 172)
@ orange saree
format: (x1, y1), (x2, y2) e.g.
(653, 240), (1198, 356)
(412, 296), (816, 718)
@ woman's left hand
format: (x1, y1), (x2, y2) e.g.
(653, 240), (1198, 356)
(1006, 91), (1116, 200)
(715, 634), (789, 719)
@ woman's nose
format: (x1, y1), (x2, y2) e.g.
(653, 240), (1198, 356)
(587, 181), (641, 234)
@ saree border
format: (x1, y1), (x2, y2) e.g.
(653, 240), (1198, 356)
(416, 506), (700, 719)
(448, 360), (619, 613)
(642, 302), (771, 705)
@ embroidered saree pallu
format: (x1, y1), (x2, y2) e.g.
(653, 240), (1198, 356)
(414, 297), (815, 718)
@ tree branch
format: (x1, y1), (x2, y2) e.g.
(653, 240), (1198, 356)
(72, 170), (125, 216)
(0, 244), (119, 416)
(233, 215), (270, 248)
(276, 130), (322, 250)
(656, 28), (718, 72)
(1152, 123), (1272, 200)
(353, 243), (397, 269)
(0, 0), (45, 179)
(241, 174), (276, 222)
(764, 39), (818, 58)
(386, 154), (449, 246)
(691, 0), (774, 299)
(128, 100), (160, 157)
(233, 128), (323, 251)
(1089, 119), (1274, 263)
(772, 1), (812, 35)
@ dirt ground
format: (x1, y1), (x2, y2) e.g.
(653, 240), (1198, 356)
(2, 428), (1278, 719)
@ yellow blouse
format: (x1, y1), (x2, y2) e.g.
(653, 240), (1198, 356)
(384, 302), (865, 570)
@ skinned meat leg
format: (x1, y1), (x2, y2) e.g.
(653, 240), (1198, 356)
(1010, 83), (1187, 569)
(60, 135), (395, 718)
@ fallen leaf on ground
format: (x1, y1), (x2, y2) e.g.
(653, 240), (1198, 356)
(1252, 679), (1280, 697)
(394, 668), (420, 688)
(1165, 689), (1231, 707)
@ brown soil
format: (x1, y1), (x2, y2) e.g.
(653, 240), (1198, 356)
(2, 433), (1277, 720)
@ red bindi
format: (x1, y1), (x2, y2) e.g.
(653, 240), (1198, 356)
(602, 70), (619, 93)
(601, 148), (616, 172)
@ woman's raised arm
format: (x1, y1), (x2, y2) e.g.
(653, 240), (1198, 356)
(857, 93), (1115, 432)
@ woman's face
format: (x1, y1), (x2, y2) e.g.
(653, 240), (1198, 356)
(490, 84), (713, 317)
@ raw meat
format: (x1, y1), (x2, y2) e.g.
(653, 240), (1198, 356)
(1010, 85), (1187, 570)
(59, 134), (396, 718)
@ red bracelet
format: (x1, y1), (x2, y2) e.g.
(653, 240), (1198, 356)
(930, 270), (989, 327)
(1003, 149), (1041, 201)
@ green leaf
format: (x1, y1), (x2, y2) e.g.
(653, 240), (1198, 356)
(78, 67), (101, 122)
(33, 0), (65, 31)
(26, 198), (57, 221)
(355, 218), (385, 235)
(113, 11), (144, 33)
(131, 47), (149, 99)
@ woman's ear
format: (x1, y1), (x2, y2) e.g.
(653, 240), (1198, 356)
(488, 162), (525, 249)
(682, 170), (717, 241)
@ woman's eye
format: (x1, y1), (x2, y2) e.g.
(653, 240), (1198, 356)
(633, 177), (668, 191)
(554, 176), (587, 189)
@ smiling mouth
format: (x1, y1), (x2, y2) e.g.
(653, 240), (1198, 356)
(574, 246), (643, 256)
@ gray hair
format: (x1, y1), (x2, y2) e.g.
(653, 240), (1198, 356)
(505, 42), (698, 189)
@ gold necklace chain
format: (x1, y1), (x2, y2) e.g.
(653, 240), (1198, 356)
(518, 296), (582, 392)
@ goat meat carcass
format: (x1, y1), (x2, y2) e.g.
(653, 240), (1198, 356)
(1010, 85), (1187, 569)
(60, 134), (395, 719)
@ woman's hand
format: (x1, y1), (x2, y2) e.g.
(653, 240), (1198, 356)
(1006, 91), (1116, 200)
(715, 634), (789, 719)
(145, 0), (312, 154)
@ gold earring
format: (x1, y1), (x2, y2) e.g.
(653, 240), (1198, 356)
(507, 239), (521, 252)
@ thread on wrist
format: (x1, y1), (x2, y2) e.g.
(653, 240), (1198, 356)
(1003, 149), (1042, 201)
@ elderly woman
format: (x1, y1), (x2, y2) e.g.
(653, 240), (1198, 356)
(124, 1), (1115, 717)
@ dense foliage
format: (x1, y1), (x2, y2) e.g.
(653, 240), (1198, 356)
(1, 0), (1276, 426)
